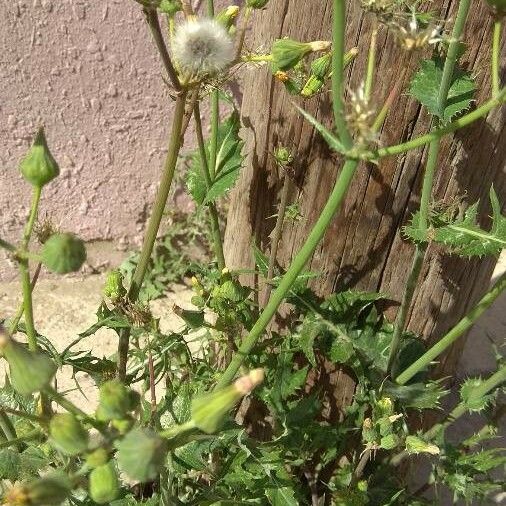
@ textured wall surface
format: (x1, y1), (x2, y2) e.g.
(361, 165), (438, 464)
(0, 0), (176, 279)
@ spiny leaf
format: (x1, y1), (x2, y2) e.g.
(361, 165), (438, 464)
(383, 380), (448, 410)
(187, 111), (244, 205)
(460, 377), (497, 413)
(403, 187), (506, 257)
(409, 57), (476, 122)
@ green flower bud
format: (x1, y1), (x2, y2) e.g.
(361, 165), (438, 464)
(103, 270), (126, 300)
(89, 462), (120, 504)
(376, 397), (394, 417)
(86, 447), (110, 469)
(28, 475), (71, 505)
(97, 380), (132, 421)
(159, 0), (182, 15)
(116, 427), (167, 482)
(49, 413), (89, 456)
(380, 434), (399, 450)
(19, 128), (59, 188)
(0, 335), (56, 396)
(272, 38), (330, 71)
(247, 0), (269, 8)
(41, 233), (86, 274)
(273, 146), (293, 166)
(111, 417), (134, 435)
(216, 5), (240, 29)
(191, 369), (264, 434)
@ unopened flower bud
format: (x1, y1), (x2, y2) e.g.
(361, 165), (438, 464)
(4, 475), (71, 505)
(49, 413), (89, 456)
(274, 146), (293, 166)
(103, 270), (126, 300)
(216, 5), (240, 29)
(0, 333), (56, 395)
(89, 462), (120, 504)
(41, 233), (86, 274)
(86, 447), (110, 469)
(97, 380), (133, 421)
(191, 369), (264, 434)
(19, 128), (60, 188)
(272, 38), (330, 71)
(158, 0), (182, 15)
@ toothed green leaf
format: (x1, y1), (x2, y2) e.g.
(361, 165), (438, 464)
(409, 57), (476, 122)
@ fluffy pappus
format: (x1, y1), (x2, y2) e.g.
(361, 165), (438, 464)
(171, 18), (235, 79)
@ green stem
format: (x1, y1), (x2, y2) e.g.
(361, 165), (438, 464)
(20, 260), (37, 351)
(216, 0), (356, 389)
(0, 238), (16, 252)
(387, 0), (472, 372)
(22, 186), (42, 249)
(209, 90), (220, 180)
(395, 272), (506, 385)
(0, 410), (18, 442)
(206, 0), (214, 16)
(368, 87), (506, 159)
(216, 160), (359, 388)
(332, 0), (353, 149)
(492, 20), (502, 97)
(364, 21), (378, 101)
(436, 0), (472, 117)
(0, 429), (40, 450)
(387, 245), (425, 371)
(117, 91), (188, 381)
(194, 101), (226, 270)
(262, 172), (291, 307)
(144, 8), (181, 91)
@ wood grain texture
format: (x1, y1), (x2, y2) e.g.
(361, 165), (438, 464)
(224, 0), (506, 383)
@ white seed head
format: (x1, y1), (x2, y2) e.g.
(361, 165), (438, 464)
(172, 18), (235, 78)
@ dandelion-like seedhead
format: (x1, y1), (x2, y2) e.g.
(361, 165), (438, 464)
(171, 19), (235, 79)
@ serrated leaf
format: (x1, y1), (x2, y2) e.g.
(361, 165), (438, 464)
(403, 187), (506, 257)
(265, 486), (299, 506)
(187, 111), (244, 205)
(383, 380), (448, 410)
(409, 58), (476, 122)
(460, 377), (497, 413)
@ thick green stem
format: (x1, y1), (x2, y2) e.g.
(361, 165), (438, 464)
(396, 272), (506, 385)
(209, 91), (220, 180)
(0, 411), (18, 443)
(216, 159), (359, 388)
(387, 0), (472, 372)
(117, 91), (188, 380)
(492, 20), (502, 97)
(22, 186), (42, 249)
(216, 0), (355, 388)
(262, 173), (291, 307)
(144, 8), (181, 91)
(194, 101), (226, 270)
(206, 0), (214, 16)
(19, 261), (37, 351)
(332, 0), (353, 149)
(368, 88), (506, 159)
(387, 246), (425, 371)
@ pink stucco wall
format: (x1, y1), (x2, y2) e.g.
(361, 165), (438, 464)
(1, 1), (184, 279)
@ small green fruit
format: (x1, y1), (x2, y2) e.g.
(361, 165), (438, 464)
(116, 427), (167, 482)
(89, 462), (120, 504)
(41, 233), (86, 274)
(0, 336), (56, 395)
(97, 380), (132, 421)
(19, 128), (60, 188)
(86, 447), (110, 468)
(272, 38), (330, 71)
(49, 414), (89, 456)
